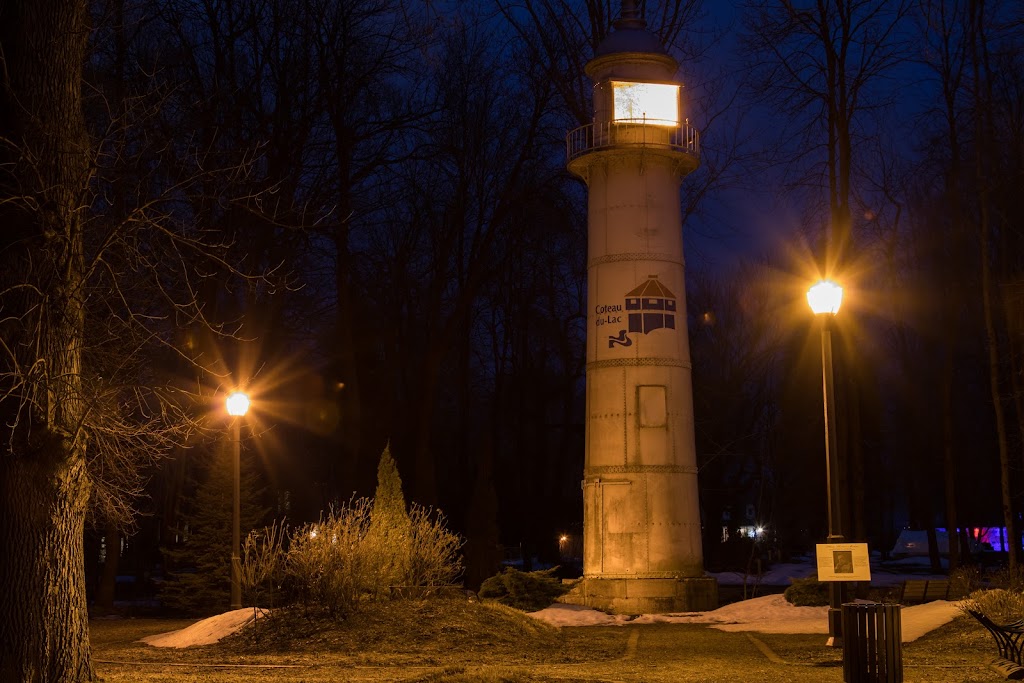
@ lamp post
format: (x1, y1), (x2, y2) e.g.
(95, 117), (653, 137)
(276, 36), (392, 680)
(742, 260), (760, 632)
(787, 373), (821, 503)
(807, 280), (846, 647)
(225, 391), (250, 610)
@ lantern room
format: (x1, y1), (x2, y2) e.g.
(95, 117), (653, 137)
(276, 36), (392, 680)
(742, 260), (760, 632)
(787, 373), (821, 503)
(565, 4), (699, 178)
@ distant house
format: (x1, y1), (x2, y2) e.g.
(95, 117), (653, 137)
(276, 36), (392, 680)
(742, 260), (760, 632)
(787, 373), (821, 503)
(626, 275), (676, 334)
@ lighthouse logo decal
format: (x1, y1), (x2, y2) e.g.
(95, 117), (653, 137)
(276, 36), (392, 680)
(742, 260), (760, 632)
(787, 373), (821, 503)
(608, 275), (676, 348)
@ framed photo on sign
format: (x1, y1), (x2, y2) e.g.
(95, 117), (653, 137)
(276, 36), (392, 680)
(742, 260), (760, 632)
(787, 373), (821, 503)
(816, 543), (871, 582)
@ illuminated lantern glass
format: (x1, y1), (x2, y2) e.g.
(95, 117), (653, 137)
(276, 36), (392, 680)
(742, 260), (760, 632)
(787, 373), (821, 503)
(806, 280), (843, 315)
(612, 81), (680, 126)
(226, 391), (250, 416)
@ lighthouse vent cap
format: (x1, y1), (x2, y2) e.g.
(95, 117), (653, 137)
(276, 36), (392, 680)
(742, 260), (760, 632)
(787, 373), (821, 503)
(595, 0), (668, 56)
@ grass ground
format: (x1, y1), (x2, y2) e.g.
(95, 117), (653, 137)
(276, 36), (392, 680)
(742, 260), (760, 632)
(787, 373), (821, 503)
(90, 599), (1009, 682)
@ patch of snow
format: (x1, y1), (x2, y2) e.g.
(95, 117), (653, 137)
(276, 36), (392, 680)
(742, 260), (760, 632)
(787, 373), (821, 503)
(898, 600), (962, 642)
(141, 608), (268, 648)
(140, 556), (968, 650)
(529, 595), (964, 643)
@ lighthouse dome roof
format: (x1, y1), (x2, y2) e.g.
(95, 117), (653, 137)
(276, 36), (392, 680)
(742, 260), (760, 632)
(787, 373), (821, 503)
(595, 25), (667, 57)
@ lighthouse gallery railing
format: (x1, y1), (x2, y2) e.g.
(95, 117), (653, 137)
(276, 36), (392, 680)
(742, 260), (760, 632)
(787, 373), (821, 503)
(566, 119), (700, 162)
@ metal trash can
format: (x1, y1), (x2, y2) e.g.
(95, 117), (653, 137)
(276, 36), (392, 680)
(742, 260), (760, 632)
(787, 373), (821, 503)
(841, 602), (903, 683)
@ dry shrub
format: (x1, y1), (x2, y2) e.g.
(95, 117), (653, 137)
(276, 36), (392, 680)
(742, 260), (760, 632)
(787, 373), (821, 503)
(243, 496), (464, 620)
(240, 520), (286, 609)
(286, 499), (375, 618)
(406, 504), (463, 588)
(961, 588), (1024, 624)
(242, 447), (464, 619)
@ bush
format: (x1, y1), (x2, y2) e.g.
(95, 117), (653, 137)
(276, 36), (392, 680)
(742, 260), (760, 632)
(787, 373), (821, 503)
(241, 445), (464, 620)
(240, 520), (286, 609)
(286, 499), (376, 618)
(961, 588), (1024, 624)
(478, 567), (570, 611)
(783, 574), (829, 606)
(406, 504), (463, 588)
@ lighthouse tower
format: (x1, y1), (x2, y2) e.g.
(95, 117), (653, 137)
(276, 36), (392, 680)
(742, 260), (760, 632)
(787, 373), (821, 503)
(566, 1), (717, 614)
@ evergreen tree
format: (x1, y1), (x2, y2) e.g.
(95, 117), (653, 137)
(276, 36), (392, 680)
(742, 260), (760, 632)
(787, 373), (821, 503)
(161, 445), (268, 615)
(366, 444), (411, 591)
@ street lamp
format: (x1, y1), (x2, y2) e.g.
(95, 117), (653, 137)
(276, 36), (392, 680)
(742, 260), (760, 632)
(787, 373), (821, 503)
(807, 280), (846, 647)
(226, 391), (250, 610)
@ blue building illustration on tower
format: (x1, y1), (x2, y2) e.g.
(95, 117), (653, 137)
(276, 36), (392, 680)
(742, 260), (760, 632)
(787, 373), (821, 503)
(625, 275), (676, 334)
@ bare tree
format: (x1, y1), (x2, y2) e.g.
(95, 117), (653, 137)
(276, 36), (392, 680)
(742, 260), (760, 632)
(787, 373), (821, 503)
(741, 0), (912, 544)
(0, 2), (96, 677)
(911, 0), (973, 570)
(496, 0), (706, 126)
(0, 0), (279, 677)
(309, 0), (435, 495)
(143, 0), (329, 531)
(968, 0), (1020, 569)
(370, 9), (567, 504)
(688, 266), (783, 566)
(741, 0), (912, 269)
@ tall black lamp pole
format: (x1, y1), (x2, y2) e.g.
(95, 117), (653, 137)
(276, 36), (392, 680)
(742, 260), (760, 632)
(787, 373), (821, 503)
(226, 391), (250, 610)
(808, 280), (845, 647)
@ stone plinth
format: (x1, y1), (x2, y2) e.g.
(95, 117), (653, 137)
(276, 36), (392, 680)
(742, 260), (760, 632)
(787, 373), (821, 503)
(561, 576), (718, 615)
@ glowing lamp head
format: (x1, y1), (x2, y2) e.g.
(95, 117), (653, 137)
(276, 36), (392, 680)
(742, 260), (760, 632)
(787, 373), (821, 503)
(226, 391), (250, 417)
(611, 80), (680, 126)
(807, 280), (843, 315)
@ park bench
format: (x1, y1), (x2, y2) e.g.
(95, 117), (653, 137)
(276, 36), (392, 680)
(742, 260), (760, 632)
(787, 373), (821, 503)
(899, 579), (949, 604)
(966, 609), (1024, 679)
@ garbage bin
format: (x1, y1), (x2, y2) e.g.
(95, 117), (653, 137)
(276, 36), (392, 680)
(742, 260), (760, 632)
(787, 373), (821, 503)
(841, 602), (903, 683)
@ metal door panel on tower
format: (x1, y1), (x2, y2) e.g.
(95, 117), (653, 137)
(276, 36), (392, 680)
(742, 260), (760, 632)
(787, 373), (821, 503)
(602, 481), (644, 574)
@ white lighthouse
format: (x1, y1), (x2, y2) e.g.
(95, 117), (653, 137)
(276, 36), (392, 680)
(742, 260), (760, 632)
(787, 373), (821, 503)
(566, 1), (717, 614)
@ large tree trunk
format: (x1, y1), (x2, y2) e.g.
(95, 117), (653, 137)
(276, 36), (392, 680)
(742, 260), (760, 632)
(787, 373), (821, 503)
(0, 457), (93, 681)
(0, 0), (94, 680)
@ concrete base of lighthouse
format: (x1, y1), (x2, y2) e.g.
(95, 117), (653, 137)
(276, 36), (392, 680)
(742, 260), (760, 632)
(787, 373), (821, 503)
(562, 576), (718, 615)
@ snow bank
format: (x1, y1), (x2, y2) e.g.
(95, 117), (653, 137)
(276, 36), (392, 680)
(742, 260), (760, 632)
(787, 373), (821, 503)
(530, 594), (963, 642)
(139, 595), (964, 648)
(141, 608), (268, 648)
